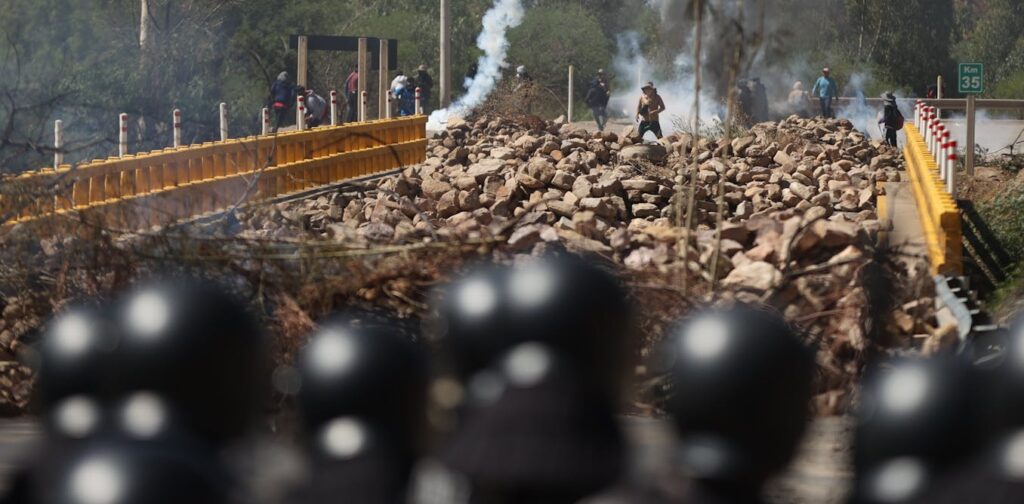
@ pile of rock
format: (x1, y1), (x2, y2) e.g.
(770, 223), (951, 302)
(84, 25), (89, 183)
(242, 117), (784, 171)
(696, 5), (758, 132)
(242, 114), (902, 274)
(231, 114), (944, 412)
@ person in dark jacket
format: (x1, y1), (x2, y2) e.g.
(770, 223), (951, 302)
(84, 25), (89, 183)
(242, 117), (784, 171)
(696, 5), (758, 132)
(878, 92), (902, 147)
(270, 71), (295, 130)
(416, 64), (434, 114)
(585, 69), (611, 132)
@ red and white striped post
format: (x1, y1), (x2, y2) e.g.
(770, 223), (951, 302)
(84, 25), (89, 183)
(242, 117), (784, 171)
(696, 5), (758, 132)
(360, 91), (368, 122)
(173, 109), (182, 147)
(54, 120), (63, 168)
(296, 95), (306, 131)
(940, 130), (952, 178)
(330, 90), (338, 126)
(261, 107), (270, 135)
(914, 100), (922, 129)
(946, 141), (958, 197)
(219, 102), (228, 141)
(415, 87), (422, 115)
(119, 113), (128, 157)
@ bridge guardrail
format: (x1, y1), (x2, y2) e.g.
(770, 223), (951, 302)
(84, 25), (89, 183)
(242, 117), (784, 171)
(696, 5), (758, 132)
(902, 122), (962, 275)
(1, 116), (426, 229)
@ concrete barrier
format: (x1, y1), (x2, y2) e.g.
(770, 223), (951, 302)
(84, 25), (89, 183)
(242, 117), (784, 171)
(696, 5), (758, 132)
(903, 123), (962, 275)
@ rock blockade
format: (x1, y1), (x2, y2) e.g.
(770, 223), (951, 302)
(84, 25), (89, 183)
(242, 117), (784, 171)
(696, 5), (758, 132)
(234, 114), (949, 414)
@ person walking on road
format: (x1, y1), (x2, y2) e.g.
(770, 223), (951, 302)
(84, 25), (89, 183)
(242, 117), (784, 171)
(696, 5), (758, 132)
(811, 67), (839, 118)
(636, 81), (666, 140)
(585, 69), (611, 132)
(270, 71), (295, 130)
(344, 69), (359, 122)
(416, 65), (434, 114)
(878, 92), (904, 148)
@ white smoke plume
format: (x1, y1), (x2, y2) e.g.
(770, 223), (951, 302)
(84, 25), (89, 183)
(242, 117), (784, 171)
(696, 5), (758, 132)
(427, 0), (525, 130)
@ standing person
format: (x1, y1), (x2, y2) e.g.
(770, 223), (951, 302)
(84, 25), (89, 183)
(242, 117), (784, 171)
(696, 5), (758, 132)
(636, 81), (666, 140)
(344, 69), (359, 122)
(750, 77), (770, 122)
(304, 88), (328, 127)
(585, 69), (611, 132)
(270, 71), (295, 130)
(878, 92), (903, 148)
(416, 65), (433, 114)
(811, 67), (839, 118)
(788, 81), (809, 117)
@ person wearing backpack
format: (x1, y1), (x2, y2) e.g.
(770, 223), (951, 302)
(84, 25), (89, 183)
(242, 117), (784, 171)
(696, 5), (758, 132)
(878, 92), (904, 147)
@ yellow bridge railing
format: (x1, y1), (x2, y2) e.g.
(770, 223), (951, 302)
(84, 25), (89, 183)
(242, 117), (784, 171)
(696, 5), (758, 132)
(1, 116), (426, 231)
(903, 123), (962, 275)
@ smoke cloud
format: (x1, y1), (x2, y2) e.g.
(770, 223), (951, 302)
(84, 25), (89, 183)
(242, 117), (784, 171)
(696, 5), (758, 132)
(427, 0), (525, 130)
(608, 31), (725, 134)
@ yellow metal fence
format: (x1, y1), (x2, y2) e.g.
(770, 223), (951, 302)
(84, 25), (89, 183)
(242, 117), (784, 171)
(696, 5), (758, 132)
(902, 123), (962, 275)
(1, 116), (426, 231)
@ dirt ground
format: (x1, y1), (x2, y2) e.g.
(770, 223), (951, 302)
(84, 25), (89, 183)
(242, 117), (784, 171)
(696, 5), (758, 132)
(958, 165), (1020, 203)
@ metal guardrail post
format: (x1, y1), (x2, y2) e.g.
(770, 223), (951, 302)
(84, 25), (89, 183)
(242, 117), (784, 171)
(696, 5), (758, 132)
(173, 109), (182, 147)
(119, 113), (128, 157)
(330, 90), (338, 126)
(219, 103), (228, 141)
(54, 120), (63, 168)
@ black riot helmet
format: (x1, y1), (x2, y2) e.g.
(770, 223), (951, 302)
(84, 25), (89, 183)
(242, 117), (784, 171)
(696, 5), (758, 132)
(435, 254), (632, 399)
(851, 355), (976, 503)
(434, 263), (513, 379)
(36, 436), (229, 504)
(110, 279), (267, 445)
(294, 316), (428, 441)
(667, 306), (816, 486)
(32, 304), (117, 411)
(290, 317), (428, 504)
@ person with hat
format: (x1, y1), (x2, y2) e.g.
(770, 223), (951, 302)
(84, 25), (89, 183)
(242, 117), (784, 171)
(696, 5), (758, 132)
(585, 69), (611, 132)
(416, 64), (434, 114)
(811, 67), (839, 118)
(878, 92), (904, 147)
(636, 82), (666, 140)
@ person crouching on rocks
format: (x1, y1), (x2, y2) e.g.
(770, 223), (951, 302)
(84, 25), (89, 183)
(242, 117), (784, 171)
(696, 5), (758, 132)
(636, 81), (666, 141)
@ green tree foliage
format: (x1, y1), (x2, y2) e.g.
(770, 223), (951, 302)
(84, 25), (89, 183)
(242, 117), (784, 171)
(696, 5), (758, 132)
(953, 0), (1024, 92)
(2, 0), (1024, 173)
(507, 4), (612, 112)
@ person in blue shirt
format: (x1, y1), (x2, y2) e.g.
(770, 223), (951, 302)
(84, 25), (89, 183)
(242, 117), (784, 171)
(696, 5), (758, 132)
(811, 67), (839, 119)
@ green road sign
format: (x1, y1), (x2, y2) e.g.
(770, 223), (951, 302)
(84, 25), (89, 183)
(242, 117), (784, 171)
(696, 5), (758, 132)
(959, 63), (984, 94)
